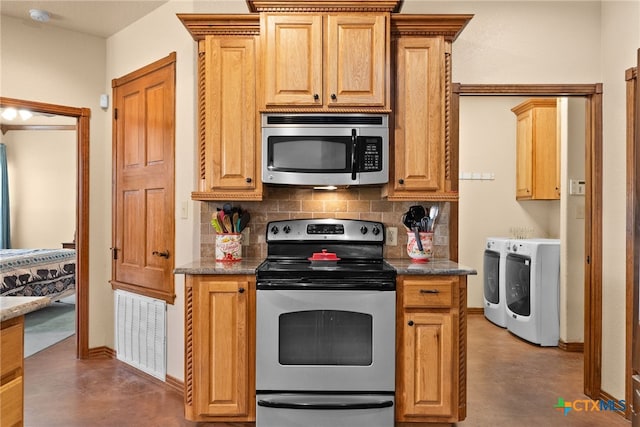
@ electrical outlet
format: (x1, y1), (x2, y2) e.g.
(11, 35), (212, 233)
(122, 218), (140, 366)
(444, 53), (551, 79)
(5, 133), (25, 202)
(241, 227), (250, 246)
(386, 227), (398, 246)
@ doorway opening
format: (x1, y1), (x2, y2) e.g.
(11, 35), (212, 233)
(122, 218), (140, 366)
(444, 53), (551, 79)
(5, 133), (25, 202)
(0, 96), (90, 359)
(451, 83), (603, 400)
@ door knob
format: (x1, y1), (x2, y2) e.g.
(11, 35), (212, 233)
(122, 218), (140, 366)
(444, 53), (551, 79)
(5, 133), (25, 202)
(152, 250), (170, 259)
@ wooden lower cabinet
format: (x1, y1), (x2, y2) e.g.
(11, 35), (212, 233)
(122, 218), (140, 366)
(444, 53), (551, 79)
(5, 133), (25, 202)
(1, 316), (24, 427)
(183, 273), (466, 425)
(396, 275), (467, 424)
(184, 275), (255, 422)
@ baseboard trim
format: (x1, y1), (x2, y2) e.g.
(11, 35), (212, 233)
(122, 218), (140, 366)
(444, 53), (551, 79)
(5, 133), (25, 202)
(467, 307), (484, 315)
(166, 375), (184, 396)
(558, 340), (584, 353)
(87, 346), (116, 359)
(598, 389), (629, 419)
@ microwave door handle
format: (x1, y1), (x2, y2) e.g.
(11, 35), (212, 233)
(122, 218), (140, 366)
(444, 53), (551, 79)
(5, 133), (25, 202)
(351, 129), (357, 180)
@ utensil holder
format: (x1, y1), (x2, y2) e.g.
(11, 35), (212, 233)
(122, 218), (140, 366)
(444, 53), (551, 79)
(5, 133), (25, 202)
(406, 231), (433, 262)
(215, 233), (242, 261)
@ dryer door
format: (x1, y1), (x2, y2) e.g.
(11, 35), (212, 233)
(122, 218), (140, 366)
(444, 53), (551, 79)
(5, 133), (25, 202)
(483, 250), (500, 304)
(505, 253), (531, 316)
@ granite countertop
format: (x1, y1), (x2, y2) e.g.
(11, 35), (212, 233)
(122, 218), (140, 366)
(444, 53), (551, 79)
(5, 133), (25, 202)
(385, 258), (477, 275)
(174, 258), (263, 275)
(175, 257), (476, 276)
(0, 296), (51, 322)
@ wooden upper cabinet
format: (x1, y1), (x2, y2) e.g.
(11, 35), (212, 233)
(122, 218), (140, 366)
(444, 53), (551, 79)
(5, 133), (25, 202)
(178, 15), (263, 201)
(203, 36), (260, 196)
(388, 36), (445, 197)
(511, 98), (560, 200)
(263, 14), (323, 106)
(383, 15), (472, 201)
(262, 13), (389, 110)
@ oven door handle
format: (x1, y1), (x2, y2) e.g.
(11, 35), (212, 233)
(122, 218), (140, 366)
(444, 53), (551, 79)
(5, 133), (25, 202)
(257, 396), (393, 410)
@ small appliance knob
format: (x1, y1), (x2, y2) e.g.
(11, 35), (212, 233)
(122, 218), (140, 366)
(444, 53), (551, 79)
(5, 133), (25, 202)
(372, 226), (380, 236)
(283, 225), (291, 234)
(270, 226), (279, 235)
(360, 226), (368, 235)
(512, 244), (518, 252)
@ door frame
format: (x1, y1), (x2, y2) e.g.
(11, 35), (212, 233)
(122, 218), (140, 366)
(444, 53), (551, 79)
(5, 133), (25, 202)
(451, 83), (603, 400)
(0, 96), (90, 359)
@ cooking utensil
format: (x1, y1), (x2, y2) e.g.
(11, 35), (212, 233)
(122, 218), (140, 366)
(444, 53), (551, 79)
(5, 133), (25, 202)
(428, 205), (439, 232)
(217, 210), (227, 232)
(223, 214), (233, 234)
(412, 225), (424, 251)
(232, 212), (239, 232)
(409, 205), (426, 222)
(402, 212), (413, 231)
(238, 211), (251, 232)
(211, 217), (222, 233)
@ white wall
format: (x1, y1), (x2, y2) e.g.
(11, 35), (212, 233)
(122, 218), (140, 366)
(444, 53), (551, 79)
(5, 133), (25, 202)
(0, 14), (111, 349)
(3, 127), (76, 248)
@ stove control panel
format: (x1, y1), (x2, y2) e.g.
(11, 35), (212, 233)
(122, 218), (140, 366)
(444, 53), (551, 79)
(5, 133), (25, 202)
(266, 219), (385, 242)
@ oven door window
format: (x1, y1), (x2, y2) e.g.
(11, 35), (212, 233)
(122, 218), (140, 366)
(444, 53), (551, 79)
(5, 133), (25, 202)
(279, 310), (372, 366)
(267, 136), (352, 173)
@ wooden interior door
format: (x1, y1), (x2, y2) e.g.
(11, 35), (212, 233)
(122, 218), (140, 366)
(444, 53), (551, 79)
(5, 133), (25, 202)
(112, 53), (176, 304)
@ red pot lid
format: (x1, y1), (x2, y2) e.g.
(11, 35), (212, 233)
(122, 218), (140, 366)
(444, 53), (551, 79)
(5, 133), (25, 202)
(308, 249), (341, 261)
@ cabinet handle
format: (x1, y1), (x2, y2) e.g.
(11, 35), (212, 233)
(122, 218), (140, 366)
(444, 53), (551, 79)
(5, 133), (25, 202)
(238, 287), (245, 293)
(408, 320), (414, 326)
(246, 177), (252, 183)
(313, 93), (319, 101)
(398, 179), (405, 185)
(420, 289), (440, 294)
(331, 93), (337, 100)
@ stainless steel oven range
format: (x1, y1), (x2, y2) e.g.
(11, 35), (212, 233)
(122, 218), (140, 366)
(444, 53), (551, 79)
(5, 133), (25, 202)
(255, 218), (397, 427)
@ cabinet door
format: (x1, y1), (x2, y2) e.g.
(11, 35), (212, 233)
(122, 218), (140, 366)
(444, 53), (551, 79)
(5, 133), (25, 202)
(402, 311), (453, 417)
(391, 37), (444, 194)
(204, 36), (258, 192)
(515, 109), (534, 198)
(263, 14), (323, 106)
(326, 14), (387, 107)
(193, 277), (250, 418)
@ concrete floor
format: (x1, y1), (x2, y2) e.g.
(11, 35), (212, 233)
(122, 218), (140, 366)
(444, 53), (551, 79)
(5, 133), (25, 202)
(23, 314), (630, 426)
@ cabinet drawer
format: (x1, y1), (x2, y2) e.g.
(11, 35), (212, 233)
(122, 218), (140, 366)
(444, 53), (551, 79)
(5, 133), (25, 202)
(1, 318), (23, 380)
(0, 375), (23, 426)
(403, 280), (453, 308)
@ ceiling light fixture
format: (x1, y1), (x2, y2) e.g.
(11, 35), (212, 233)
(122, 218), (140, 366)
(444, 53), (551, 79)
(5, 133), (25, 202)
(18, 110), (33, 121)
(29, 9), (50, 23)
(1, 108), (17, 121)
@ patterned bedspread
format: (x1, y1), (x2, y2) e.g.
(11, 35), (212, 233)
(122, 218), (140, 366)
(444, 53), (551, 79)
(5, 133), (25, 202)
(0, 249), (76, 299)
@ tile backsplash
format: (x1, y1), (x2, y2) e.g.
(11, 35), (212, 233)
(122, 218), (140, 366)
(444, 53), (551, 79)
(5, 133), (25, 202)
(200, 186), (450, 260)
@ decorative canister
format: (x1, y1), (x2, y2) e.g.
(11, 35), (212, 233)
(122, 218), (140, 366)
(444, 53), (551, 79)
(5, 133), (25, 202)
(215, 233), (242, 261)
(406, 231), (434, 262)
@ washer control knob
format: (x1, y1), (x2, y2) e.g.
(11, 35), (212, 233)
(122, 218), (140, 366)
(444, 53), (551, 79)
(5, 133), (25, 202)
(360, 226), (368, 235)
(270, 226), (279, 235)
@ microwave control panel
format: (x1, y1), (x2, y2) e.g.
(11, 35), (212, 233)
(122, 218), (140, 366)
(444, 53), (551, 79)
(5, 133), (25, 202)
(359, 137), (383, 171)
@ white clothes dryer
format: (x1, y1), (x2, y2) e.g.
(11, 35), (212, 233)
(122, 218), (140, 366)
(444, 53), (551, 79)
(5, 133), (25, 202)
(505, 238), (560, 346)
(483, 237), (510, 327)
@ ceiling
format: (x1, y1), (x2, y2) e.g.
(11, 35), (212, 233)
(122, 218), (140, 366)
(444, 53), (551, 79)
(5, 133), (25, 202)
(0, 1), (169, 38)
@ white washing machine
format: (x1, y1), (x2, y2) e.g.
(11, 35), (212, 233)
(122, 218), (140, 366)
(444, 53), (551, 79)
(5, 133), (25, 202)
(483, 237), (510, 328)
(505, 238), (560, 346)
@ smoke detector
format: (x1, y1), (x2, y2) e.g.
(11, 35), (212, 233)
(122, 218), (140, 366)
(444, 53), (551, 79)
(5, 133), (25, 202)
(29, 9), (50, 23)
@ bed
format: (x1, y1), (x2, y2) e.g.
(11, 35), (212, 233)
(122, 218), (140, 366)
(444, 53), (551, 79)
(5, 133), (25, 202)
(0, 249), (76, 300)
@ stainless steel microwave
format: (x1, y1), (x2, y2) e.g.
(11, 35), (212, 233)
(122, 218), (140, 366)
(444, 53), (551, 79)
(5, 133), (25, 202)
(261, 113), (389, 186)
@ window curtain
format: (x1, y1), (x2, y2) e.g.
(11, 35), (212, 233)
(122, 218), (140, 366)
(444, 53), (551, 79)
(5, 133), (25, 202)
(0, 143), (10, 249)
